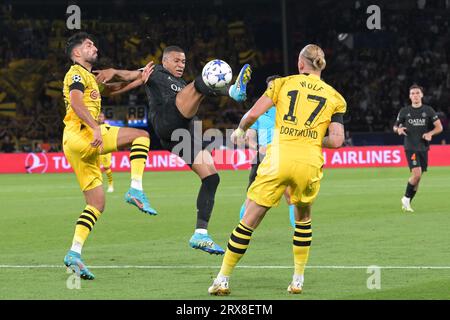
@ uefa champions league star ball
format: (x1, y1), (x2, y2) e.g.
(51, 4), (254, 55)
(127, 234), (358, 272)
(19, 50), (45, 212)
(202, 59), (233, 88)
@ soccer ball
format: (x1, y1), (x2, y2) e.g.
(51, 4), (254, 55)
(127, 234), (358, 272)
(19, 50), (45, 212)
(202, 59), (233, 89)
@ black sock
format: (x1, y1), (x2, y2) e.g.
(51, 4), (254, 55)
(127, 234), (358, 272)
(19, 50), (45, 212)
(194, 75), (229, 97)
(196, 173), (220, 229)
(405, 182), (415, 199)
(410, 190), (417, 202)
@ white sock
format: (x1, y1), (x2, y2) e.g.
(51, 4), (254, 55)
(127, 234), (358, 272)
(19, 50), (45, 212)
(131, 178), (143, 191)
(217, 273), (229, 283)
(70, 241), (83, 255)
(293, 274), (304, 284)
(195, 228), (208, 235)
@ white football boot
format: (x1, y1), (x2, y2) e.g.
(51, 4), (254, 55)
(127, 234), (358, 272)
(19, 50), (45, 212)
(208, 277), (230, 296)
(401, 196), (414, 212)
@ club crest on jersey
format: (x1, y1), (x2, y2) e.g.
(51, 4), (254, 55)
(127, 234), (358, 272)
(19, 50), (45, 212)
(422, 112), (427, 117)
(72, 74), (82, 83)
(90, 89), (99, 99)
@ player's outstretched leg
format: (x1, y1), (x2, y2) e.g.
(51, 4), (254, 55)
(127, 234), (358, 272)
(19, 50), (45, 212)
(193, 64), (252, 102)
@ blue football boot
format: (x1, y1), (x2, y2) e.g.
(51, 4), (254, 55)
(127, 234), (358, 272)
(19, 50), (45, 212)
(189, 233), (225, 255)
(125, 187), (157, 215)
(229, 64), (252, 102)
(64, 250), (95, 280)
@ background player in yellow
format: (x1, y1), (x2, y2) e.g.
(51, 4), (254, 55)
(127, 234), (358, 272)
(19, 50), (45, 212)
(98, 112), (114, 193)
(62, 32), (155, 280)
(208, 44), (347, 295)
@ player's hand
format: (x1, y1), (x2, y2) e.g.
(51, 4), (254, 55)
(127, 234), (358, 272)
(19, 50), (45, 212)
(422, 132), (432, 141)
(397, 127), (407, 136)
(231, 128), (246, 144)
(141, 61), (154, 84)
(93, 68), (116, 84)
(91, 127), (104, 152)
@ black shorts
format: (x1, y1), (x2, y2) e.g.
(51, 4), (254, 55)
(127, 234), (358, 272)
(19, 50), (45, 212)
(152, 98), (210, 167)
(247, 151), (266, 190)
(151, 96), (191, 140)
(405, 150), (428, 172)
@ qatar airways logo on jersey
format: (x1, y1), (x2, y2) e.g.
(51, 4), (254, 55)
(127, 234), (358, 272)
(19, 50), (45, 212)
(171, 84), (182, 92)
(25, 153), (49, 173)
(407, 119), (426, 126)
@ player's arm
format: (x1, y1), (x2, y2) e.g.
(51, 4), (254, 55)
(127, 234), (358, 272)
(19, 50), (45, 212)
(69, 90), (102, 149)
(231, 95), (273, 143)
(94, 61), (154, 83)
(393, 109), (407, 136)
(99, 64), (154, 97)
(322, 121), (345, 149)
(422, 119), (443, 141)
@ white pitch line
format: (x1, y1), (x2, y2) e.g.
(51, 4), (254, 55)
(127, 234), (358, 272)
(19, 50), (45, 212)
(1, 265), (450, 270)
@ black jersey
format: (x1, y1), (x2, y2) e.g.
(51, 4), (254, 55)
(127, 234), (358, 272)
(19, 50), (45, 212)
(394, 104), (439, 151)
(144, 64), (188, 139)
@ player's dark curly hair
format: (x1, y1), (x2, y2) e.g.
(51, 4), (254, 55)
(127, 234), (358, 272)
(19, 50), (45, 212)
(65, 32), (95, 60)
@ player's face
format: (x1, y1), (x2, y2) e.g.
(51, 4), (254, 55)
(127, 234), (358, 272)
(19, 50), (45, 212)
(162, 51), (186, 78)
(79, 39), (98, 64)
(409, 88), (423, 105)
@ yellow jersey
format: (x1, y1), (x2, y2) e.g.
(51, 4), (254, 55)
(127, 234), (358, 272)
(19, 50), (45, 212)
(63, 63), (101, 132)
(264, 73), (346, 167)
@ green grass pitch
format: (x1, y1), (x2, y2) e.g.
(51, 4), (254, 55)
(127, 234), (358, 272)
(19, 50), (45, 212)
(0, 167), (449, 300)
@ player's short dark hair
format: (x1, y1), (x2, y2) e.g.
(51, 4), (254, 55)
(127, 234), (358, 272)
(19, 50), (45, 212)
(65, 32), (95, 60)
(409, 84), (424, 93)
(266, 75), (281, 84)
(163, 45), (184, 57)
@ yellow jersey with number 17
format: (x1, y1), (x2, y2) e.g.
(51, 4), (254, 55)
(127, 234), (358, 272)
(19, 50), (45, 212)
(62, 63), (101, 133)
(264, 73), (346, 168)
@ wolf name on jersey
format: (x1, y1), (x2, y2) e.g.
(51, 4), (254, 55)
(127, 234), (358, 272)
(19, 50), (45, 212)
(265, 73), (346, 167)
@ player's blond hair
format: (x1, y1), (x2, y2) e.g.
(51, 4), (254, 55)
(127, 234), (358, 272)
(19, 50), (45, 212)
(300, 44), (326, 71)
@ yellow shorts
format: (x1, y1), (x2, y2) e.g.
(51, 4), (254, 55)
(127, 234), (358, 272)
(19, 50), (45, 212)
(247, 148), (323, 208)
(100, 153), (112, 169)
(63, 124), (120, 191)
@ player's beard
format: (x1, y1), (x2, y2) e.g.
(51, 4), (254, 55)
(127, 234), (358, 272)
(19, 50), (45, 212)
(86, 54), (98, 65)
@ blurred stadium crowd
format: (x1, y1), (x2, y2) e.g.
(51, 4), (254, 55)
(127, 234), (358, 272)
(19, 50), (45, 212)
(0, 0), (448, 152)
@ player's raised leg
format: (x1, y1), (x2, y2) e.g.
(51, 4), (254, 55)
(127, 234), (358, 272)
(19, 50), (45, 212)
(115, 127), (157, 215)
(288, 205), (312, 294)
(173, 62), (253, 119)
(189, 150), (224, 255)
(190, 63), (252, 104)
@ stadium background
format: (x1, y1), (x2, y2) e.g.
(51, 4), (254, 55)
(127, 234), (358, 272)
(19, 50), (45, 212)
(0, 0), (449, 153)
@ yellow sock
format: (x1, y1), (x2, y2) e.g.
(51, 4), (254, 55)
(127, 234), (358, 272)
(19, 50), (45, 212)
(130, 137), (150, 181)
(219, 221), (254, 276)
(73, 205), (102, 245)
(104, 167), (113, 186)
(293, 219), (312, 275)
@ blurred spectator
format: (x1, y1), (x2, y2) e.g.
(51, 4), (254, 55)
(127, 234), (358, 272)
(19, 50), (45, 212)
(1, 135), (16, 153)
